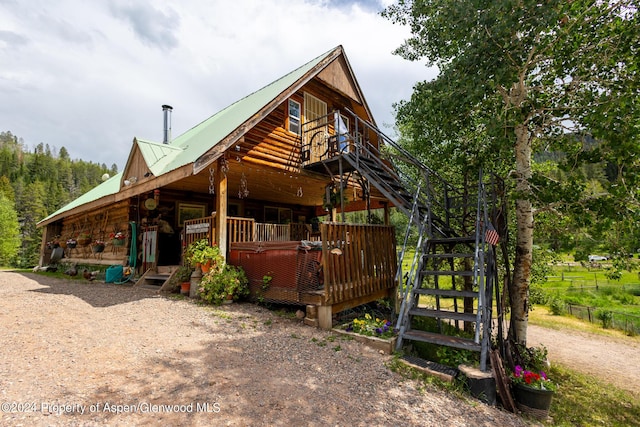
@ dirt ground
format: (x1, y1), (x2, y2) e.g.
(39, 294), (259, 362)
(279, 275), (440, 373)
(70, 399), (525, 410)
(0, 271), (527, 427)
(528, 323), (639, 397)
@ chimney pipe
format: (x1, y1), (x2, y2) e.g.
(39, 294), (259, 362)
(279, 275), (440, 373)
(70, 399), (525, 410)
(162, 104), (172, 144)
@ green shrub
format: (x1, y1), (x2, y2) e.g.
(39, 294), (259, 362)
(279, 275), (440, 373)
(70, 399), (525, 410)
(595, 309), (613, 329)
(529, 284), (548, 305)
(436, 345), (478, 368)
(549, 296), (566, 315)
(573, 249), (589, 262)
(198, 264), (249, 305)
(612, 292), (635, 305)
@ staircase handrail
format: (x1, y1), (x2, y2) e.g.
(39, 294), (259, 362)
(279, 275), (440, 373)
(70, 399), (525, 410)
(334, 108), (468, 235)
(472, 169), (486, 345)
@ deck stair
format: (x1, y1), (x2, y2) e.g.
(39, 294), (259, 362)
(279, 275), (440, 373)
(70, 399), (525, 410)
(135, 265), (180, 291)
(301, 108), (457, 236)
(393, 171), (500, 371)
(399, 354), (459, 382)
(397, 234), (496, 368)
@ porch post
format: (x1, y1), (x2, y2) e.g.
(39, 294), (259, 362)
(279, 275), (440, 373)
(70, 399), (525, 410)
(214, 159), (228, 260)
(39, 225), (53, 267)
(382, 202), (390, 225)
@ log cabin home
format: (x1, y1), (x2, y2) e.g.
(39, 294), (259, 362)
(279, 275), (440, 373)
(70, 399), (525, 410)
(37, 45), (505, 371)
(37, 45), (400, 329)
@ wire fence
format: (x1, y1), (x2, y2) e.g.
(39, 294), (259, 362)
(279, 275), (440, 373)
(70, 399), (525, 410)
(564, 303), (640, 336)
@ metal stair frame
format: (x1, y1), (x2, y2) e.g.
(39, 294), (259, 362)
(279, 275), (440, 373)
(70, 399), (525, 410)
(300, 109), (502, 372)
(393, 171), (497, 371)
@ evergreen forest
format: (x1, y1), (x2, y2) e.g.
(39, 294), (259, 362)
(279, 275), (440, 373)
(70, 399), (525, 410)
(0, 131), (116, 267)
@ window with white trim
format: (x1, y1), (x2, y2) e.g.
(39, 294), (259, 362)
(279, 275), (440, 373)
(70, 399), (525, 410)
(288, 99), (301, 134)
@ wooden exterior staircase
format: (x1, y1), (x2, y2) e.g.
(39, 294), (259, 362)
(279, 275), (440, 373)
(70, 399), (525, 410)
(134, 265), (181, 291)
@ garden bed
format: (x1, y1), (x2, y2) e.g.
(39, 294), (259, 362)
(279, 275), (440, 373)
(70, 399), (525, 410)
(332, 325), (397, 354)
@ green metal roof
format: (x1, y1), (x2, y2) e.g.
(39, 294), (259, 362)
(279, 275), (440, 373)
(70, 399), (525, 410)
(38, 46), (340, 226)
(135, 138), (184, 176)
(152, 47), (334, 175)
(38, 172), (123, 224)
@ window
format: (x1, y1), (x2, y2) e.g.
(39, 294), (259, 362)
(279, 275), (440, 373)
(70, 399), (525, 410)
(264, 206), (292, 224)
(288, 99), (301, 134)
(340, 114), (349, 133)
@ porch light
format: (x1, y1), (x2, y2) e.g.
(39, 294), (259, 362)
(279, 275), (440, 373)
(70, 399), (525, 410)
(124, 176), (138, 186)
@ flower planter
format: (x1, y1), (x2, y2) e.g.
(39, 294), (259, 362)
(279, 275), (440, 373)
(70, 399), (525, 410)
(199, 260), (212, 274)
(512, 383), (553, 420)
(332, 325), (397, 354)
(112, 238), (126, 247)
(180, 282), (190, 295)
(92, 244), (105, 253)
(77, 238), (91, 246)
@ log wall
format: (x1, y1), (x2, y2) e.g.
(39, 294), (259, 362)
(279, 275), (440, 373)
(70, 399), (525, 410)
(239, 83), (368, 172)
(49, 200), (132, 265)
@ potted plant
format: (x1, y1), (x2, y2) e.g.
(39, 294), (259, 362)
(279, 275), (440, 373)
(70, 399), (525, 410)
(110, 231), (127, 247)
(185, 239), (223, 274)
(509, 344), (556, 419)
(197, 264), (249, 305)
(46, 238), (59, 250)
(92, 239), (106, 253)
(172, 265), (194, 295)
(322, 184), (348, 211)
(77, 233), (92, 246)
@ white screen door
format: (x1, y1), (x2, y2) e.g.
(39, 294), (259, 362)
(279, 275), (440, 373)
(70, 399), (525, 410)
(303, 93), (327, 163)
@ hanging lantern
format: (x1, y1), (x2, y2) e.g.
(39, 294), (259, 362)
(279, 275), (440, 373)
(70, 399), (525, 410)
(208, 167), (215, 195)
(238, 172), (249, 199)
(219, 156), (229, 176)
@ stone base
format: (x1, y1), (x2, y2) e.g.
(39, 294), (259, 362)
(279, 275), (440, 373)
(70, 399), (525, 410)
(459, 364), (496, 405)
(303, 304), (319, 327)
(303, 317), (319, 327)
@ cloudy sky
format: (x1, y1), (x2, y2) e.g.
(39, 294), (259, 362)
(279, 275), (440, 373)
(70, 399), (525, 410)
(0, 0), (437, 170)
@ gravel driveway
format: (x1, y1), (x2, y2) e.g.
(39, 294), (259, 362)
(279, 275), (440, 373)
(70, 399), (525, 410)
(0, 272), (526, 426)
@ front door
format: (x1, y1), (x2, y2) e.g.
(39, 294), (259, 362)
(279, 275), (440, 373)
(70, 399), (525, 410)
(303, 92), (328, 163)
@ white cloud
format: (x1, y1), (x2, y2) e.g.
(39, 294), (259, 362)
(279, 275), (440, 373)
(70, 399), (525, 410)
(0, 0), (436, 169)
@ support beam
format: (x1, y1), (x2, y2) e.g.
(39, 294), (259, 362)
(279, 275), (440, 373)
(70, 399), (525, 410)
(317, 305), (332, 330)
(382, 202), (390, 225)
(214, 159), (228, 260)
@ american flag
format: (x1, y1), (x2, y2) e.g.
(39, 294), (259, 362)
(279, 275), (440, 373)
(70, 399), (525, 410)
(485, 222), (500, 246)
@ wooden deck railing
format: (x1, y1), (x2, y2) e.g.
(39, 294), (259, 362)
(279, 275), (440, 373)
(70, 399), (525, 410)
(183, 215), (256, 249)
(184, 219), (400, 308)
(254, 223), (290, 241)
(183, 216), (214, 248)
(228, 217), (255, 243)
(320, 222), (397, 305)
(183, 215), (313, 248)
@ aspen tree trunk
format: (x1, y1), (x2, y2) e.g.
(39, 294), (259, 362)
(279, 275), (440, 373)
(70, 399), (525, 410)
(510, 122), (534, 345)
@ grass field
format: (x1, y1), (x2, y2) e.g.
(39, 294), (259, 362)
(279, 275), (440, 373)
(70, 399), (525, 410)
(534, 263), (640, 334)
(398, 247), (640, 333)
